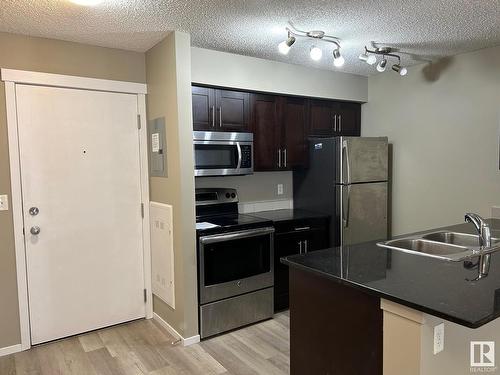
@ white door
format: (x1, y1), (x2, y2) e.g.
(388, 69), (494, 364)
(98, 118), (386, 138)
(16, 84), (146, 345)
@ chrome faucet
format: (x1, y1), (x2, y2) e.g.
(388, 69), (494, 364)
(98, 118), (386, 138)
(465, 213), (491, 280)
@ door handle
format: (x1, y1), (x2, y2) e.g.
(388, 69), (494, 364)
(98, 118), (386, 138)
(277, 148), (282, 168)
(333, 114), (337, 132)
(339, 114), (342, 132)
(299, 240), (303, 254)
(304, 240), (308, 253)
(342, 184), (351, 228)
(342, 140), (351, 185)
(219, 107), (222, 127)
(211, 106), (215, 128)
(30, 226), (41, 235)
(283, 149), (287, 168)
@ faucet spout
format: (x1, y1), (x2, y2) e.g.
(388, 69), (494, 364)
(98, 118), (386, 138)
(464, 213), (491, 280)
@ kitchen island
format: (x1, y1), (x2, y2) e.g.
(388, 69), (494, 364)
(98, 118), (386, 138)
(282, 219), (500, 375)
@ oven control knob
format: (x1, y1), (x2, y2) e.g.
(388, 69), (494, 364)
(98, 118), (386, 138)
(225, 193), (230, 198)
(231, 193), (236, 198)
(237, 281), (241, 287)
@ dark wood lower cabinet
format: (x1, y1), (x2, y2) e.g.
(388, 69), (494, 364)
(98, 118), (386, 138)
(289, 267), (383, 375)
(274, 218), (329, 312)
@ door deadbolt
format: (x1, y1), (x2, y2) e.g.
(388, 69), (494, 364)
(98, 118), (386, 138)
(30, 226), (41, 235)
(29, 207), (39, 216)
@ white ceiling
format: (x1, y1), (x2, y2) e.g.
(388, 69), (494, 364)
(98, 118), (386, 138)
(1, 0), (499, 76)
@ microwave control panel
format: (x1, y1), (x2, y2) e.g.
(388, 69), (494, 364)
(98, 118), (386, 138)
(240, 145), (252, 168)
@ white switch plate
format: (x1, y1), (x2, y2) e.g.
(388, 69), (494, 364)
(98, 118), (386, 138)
(0, 195), (8, 211)
(433, 323), (444, 354)
(277, 184), (284, 196)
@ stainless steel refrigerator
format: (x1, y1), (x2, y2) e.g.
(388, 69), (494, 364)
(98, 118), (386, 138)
(294, 136), (388, 246)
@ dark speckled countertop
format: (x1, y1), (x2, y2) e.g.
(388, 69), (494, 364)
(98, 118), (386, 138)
(249, 208), (329, 222)
(282, 219), (500, 328)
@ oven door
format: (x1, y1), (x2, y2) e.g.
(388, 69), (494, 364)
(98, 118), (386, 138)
(198, 227), (274, 304)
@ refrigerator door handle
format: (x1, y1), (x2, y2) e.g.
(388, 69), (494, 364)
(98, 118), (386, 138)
(342, 140), (351, 185)
(342, 184), (351, 228)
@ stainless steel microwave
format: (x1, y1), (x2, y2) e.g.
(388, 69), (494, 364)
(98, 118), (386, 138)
(193, 131), (254, 176)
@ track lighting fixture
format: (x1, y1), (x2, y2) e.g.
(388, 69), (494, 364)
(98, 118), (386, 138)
(278, 33), (296, 55)
(359, 46), (408, 77)
(277, 23), (343, 67)
(376, 58), (387, 72)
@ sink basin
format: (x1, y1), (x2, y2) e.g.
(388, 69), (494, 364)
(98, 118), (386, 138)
(378, 230), (500, 261)
(421, 231), (500, 247)
(380, 238), (469, 260)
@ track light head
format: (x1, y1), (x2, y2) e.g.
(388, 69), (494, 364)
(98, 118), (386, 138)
(359, 52), (377, 65)
(392, 64), (408, 76)
(332, 49), (345, 67)
(376, 58), (387, 72)
(310, 45), (322, 61)
(278, 35), (296, 55)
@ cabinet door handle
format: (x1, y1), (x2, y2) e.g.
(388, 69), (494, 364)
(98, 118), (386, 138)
(299, 241), (303, 254)
(283, 149), (287, 168)
(304, 240), (308, 253)
(333, 114), (337, 132)
(219, 107), (222, 127)
(211, 106), (215, 128)
(294, 226), (311, 231)
(339, 114), (342, 132)
(278, 148), (282, 168)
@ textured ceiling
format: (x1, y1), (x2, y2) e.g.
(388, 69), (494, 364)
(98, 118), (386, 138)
(1, 0), (499, 76)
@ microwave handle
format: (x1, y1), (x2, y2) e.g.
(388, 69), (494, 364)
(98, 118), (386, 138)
(236, 143), (242, 169)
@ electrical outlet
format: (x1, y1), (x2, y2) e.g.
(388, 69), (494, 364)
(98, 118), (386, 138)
(433, 323), (444, 354)
(277, 184), (284, 195)
(0, 195), (8, 211)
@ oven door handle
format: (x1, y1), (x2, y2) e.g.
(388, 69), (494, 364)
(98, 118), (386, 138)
(236, 142), (242, 170)
(199, 227), (275, 244)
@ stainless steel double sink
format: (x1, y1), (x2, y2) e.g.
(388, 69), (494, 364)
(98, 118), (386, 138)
(377, 231), (500, 261)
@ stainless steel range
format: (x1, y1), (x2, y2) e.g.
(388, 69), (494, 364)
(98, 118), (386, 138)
(195, 188), (274, 339)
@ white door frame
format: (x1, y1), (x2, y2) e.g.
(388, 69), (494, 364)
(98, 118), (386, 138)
(1, 69), (153, 352)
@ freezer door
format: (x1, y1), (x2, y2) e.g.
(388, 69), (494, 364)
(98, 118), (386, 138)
(338, 137), (388, 184)
(338, 182), (388, 246)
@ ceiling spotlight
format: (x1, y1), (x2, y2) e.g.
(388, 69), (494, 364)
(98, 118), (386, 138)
(376, 58), (387, 72)
(392, 64), (408, 76)
(70, 0), (103, 5)
(278, 35), (296, 55)
(359, 52), (377, 65)
(332, 49), (345, 67)
(310, 46), (323, 61)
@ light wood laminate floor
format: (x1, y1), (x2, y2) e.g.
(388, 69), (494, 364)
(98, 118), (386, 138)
(0, 312), (290, 375)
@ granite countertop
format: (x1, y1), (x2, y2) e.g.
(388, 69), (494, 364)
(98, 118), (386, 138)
(282, 219), (500, 328)
(249, 208), (330, 222)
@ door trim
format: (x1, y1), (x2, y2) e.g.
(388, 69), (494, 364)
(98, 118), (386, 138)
(2, 69), (152, 352)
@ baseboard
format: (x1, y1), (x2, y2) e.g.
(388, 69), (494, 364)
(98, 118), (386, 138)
(0, 344), (22, 357)
(153, 313), (200, 346)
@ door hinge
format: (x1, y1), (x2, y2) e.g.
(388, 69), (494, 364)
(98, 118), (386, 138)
(137, 114), (141, 129)
(144, 289), (147, 303)
(141, 203), (145, 218)
(22, 227), (25, 236)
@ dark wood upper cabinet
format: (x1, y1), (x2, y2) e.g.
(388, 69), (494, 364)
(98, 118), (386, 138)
(192, 86), (215, 131)
(250, 94), (280, 170)
(337, 102), (361, 136)
(215, 89), (250, 132)
(309, 99), (334, 135)
(281, 97), (308, 170)
(309, 99), (361, 136)
(192, 86), (250, 132)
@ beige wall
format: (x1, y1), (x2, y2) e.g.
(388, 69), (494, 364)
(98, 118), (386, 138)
(0, 32), (145, 349)
(362, 46), (500, 236)
(191, 47), (368, 102)
(146, 32), (198, 338)
(195, 172), (293, 203)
